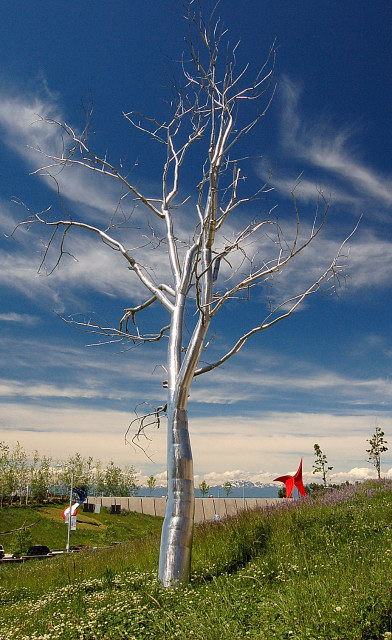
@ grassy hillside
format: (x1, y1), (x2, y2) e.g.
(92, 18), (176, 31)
(0, 502), (163, 555)
(1, 481), (392, 639)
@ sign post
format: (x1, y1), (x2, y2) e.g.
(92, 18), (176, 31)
(61, 476), (88, 551)
(66, 470), (74, 552)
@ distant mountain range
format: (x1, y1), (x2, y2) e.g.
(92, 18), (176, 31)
(138, 481), (280, 499)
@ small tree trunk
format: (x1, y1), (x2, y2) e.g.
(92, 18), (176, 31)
(158, 404), (194, 586)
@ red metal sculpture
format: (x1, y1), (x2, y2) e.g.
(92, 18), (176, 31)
(274, 458), (306, 498)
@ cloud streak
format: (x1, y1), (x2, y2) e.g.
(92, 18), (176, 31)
(0, 199), (174, 309)
(0, 87), (125, 220)
(275, 75), (392, 213)
(0, 312), (38, 325)
(190, 351), (392, 410)
(1, 329), (391, 417)
(0, 379), (103, 400)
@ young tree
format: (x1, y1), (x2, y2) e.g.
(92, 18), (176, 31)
(123, 465), (139, 497)
(14, 3), (353, 585)
(312, 443), (333, 488)
(9, 526), (34, 558)
(0, 442), (10, 507)
(30, 451), (53, 503)
(58, 453), (94, 491)
(92, 460), (106, 497)
(198, 480), (210, 497)
(7, 442), (29, 505)
(103, 461), (138, 496)
(147, 475), (157, 495)
(366, 424), (388, 479)
(104, 461), (126, 497)
(223, 481), (233, 497)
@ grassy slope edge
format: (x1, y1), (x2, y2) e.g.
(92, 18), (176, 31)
(1, 481), (392, 640)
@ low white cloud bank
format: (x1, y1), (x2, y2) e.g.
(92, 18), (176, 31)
(1, 402), (390, 480)
(195, 466), (384, 486)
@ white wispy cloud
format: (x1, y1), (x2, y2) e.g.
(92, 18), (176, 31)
(275, 75), (392, 213)
(1, 80), (390, 323)
(247, 226), (392, 305)
(346, 230), (392, 289)
(2, 324), (390, 414)
(190, 351), (392, 408)
(0, 379), (102, 399)
(0, 200), (175, 308)
(0, 92), (61, 155)
(0, 334), (167, 394)
(262, 170), (357, 207)
(0, 312), (39, 324)
(0, 87), (125, 220)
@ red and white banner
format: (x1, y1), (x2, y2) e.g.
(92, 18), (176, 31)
(62, 502), (80, 520)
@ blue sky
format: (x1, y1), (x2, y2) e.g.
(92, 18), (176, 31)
(0, 0), (391, 487)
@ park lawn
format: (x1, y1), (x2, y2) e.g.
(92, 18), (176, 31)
(0, 502), (163, 553)
(2, 482), (392, 639)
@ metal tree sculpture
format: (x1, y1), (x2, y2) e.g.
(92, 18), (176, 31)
(15, 3), (353, 586)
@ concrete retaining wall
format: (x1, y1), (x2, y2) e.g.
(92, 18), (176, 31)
(85, 496), (280, 523)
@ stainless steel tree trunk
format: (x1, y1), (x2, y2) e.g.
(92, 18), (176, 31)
(158, 245), (211, 586)
(158, 405), (194, 586)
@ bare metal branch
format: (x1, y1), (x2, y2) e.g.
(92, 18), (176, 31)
(60, 313), (170, 347)
(195, 221), (360, 377)
(125, 402), (167, 460)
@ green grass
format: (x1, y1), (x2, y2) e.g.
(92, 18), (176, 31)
(0, 502), (162, 554)
(2, 481), (392, 639)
